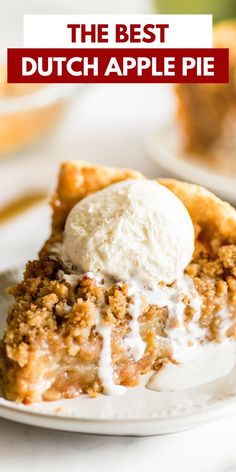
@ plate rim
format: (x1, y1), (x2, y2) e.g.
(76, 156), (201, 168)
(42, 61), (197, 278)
(1, 395), (236, 436)
(1, 391), (236, 423)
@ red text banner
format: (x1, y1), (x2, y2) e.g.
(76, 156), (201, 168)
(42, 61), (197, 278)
(8, 48), (229, 83)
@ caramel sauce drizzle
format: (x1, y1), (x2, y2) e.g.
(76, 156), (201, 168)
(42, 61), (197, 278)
(0, 192), (48, 224)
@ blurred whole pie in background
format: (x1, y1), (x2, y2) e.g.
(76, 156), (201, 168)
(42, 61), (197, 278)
(0, 66), (69, 156)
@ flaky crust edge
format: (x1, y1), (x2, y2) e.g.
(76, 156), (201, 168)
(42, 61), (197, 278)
(49, 160), (236, 244)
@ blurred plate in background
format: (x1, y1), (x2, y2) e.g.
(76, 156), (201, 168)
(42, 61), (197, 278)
(146, 122), (236, 204)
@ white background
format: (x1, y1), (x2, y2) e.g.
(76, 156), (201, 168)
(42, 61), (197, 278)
(24, 14), (213, 49)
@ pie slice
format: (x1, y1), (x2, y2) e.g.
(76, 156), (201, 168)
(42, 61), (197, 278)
(1, 160), (236, 404)
(175, 20), (236, 154)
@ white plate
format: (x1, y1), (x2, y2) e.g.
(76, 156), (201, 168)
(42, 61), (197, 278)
(146, 123), (236, 204)
(1, 268), (236, 436)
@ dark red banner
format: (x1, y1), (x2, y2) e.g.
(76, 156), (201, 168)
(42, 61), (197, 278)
(7, 48), (229, 83)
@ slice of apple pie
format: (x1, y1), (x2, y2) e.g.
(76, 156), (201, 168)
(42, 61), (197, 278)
(1, 160), (236, 403)
(175, 20), (236, 155)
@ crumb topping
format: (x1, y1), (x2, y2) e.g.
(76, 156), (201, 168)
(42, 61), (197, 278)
(1, 226), (236, 403)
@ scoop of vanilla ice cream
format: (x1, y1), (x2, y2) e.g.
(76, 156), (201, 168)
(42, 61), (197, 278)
(63, 179), (194, 285)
